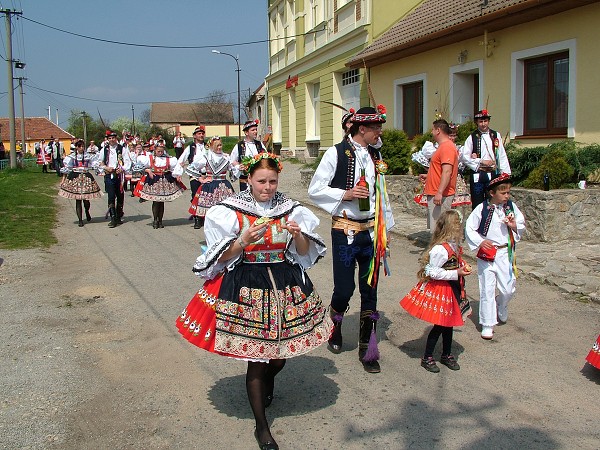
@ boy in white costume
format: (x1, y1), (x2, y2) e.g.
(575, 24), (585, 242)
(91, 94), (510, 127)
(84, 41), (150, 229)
(465, 173), (526, 340)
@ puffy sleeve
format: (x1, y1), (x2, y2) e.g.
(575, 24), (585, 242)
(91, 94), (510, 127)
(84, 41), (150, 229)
(192, 205), (241, 279)
(307, 146), (344, 215)
(512, 202), (526, 242)
(169, 156), (183, 176)
(424, 244), (458, 280)
(286, 205), (326, 270)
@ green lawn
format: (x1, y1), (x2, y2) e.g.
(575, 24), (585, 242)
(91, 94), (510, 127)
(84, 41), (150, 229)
(0, 166), (59, 249)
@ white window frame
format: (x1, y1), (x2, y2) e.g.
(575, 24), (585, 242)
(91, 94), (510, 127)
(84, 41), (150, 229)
(393, 73), (427, 134)
(449, 59), (484, 124)
(511, 39), (576, 138)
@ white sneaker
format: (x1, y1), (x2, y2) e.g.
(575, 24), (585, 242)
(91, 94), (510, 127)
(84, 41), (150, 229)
(481, 326), (494, 340)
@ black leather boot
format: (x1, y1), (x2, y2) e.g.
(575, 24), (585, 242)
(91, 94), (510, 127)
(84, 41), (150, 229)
(328, 307), (344, 354)
(84, 200), (91, 222)
(193, 216), (201, 229)
(359, 310), (381, 373)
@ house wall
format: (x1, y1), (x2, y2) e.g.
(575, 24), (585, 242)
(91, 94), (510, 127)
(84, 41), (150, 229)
(369, 2), (600, 145)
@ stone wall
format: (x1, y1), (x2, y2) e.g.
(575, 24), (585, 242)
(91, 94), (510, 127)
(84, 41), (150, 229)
(300, 169), (600, 242)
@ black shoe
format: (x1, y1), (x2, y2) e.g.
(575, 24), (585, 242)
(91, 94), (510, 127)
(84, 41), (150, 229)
(158, 221), (164, 228)
(440, 354), (460, 371)
(254, 429), (278, 450)
(108, 220), (117, 228)
(78, 220), (84, 227)
(152, 220), (158, 229)
(361, 358), (381, 374)
(421, 356), (440, 373)
(85, 211), (92, 222)
(193, 217), (201, 229)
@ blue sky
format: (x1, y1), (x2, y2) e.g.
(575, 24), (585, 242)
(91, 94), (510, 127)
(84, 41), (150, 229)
(0, 0), (269, 128)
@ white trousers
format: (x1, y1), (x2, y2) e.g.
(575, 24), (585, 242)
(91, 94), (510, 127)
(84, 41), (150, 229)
(477, 248), (516, 326)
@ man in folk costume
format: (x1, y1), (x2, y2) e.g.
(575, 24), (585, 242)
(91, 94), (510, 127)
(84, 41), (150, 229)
(308, 105), (394, 373)
(230, 119), (266, 191)
(177, 125), (208, 229)
(461, 109), (511, 209)
(95, 130), (132, 228)
(47, 136), (64, 177)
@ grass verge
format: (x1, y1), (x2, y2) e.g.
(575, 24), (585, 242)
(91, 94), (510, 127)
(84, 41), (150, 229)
(0, 166), (59, 249)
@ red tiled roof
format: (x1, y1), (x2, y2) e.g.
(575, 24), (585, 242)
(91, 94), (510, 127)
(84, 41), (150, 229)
(348, 0), (597, 67)
(150, 102), (234, 124)
(0, 117), (74, 141)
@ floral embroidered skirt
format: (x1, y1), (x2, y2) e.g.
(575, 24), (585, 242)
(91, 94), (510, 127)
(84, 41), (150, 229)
(58, 172), (102, 200)
(189, 179), (235, 217)
(586, 334), (600, 369)
(135, 173), (186, 202)
(176, 261), (332, 360)
(400, 279), (465, 327)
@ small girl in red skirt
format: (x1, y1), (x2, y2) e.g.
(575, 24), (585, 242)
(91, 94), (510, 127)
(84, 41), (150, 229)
(400, 209), (473, 373)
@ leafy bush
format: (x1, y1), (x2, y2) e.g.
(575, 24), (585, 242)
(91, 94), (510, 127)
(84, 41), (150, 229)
(523, 148), (574, 189)
(508, 140), (600, 188)
(380, 129), (413, 174)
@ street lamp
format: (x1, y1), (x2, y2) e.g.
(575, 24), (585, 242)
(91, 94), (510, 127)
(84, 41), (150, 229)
(212, 49), (241, 139)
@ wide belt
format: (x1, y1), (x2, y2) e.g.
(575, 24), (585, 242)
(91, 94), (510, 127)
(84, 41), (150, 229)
(332, 216), (375, 233)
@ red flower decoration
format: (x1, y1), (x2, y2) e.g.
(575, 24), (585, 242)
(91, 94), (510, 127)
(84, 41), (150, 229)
(482, 109), (488, 115)
(377, 104), (387, 114)
(349, 108), (355, 114)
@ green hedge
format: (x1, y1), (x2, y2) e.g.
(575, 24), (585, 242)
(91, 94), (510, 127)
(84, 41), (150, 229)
(507, 140), (599, 188)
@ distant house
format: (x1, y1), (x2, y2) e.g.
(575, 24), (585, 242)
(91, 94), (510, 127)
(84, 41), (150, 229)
(246, 83), (267, 139)
(0, 117), (74, 155)
(150, 102), (237, 138)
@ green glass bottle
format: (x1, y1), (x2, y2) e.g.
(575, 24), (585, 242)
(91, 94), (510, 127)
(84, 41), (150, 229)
(357, 169), (370, 211)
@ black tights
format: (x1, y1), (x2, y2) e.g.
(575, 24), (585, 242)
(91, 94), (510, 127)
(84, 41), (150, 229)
(424, 325), (453, 358)
(75, 200), (91, 222)
(246, 359), (286, 444)
(151, 202), (164, 221)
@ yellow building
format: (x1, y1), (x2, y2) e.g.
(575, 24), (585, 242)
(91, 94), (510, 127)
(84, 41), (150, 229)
(266, 0), (421, 159)
(348, 0), (600, 145)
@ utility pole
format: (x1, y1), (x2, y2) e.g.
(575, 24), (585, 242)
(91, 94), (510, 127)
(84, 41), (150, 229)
(131, 105), (135, 135)
(80, 111), (87, 147)
(2, 8), (23, 169)
(17, 77), (27, 157)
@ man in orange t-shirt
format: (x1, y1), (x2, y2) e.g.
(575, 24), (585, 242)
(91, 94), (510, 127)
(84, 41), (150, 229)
(423, 119), (458, 229)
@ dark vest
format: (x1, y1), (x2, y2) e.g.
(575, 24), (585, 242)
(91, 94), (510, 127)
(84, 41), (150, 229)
(477, 199), (514, 236)
(329, 138), (380, 190)
(236, 139), (265, 162)
(470, 129), (498, 158)
(188, 143), (201, 164)
(103, 144), (123, 165)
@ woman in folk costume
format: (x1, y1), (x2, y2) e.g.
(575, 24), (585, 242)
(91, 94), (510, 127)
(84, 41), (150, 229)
(412, 123), (471, 208)
(133, 144), (185, 228)
(176, 154), (331, 450)
(36, 139), (51, 172)
(586, 335), (600, 370)
(58, 139), (102, 227)
(188, 136), (238, 228)
(126, 142), (147, 197)
(400, 209), (473, 373)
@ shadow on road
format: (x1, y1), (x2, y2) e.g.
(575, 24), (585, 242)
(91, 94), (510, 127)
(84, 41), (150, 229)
(207, 355), (339, 419)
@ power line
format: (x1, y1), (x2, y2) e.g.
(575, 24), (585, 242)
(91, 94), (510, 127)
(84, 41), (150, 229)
(21, 15), (325, 49)
(25, 81), (239, 105)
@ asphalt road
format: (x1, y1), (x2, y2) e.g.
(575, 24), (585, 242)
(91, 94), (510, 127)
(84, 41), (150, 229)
(0, 166), (599, 449)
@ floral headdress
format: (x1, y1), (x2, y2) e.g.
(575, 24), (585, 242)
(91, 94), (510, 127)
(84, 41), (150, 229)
(241, 152), (283, 173)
